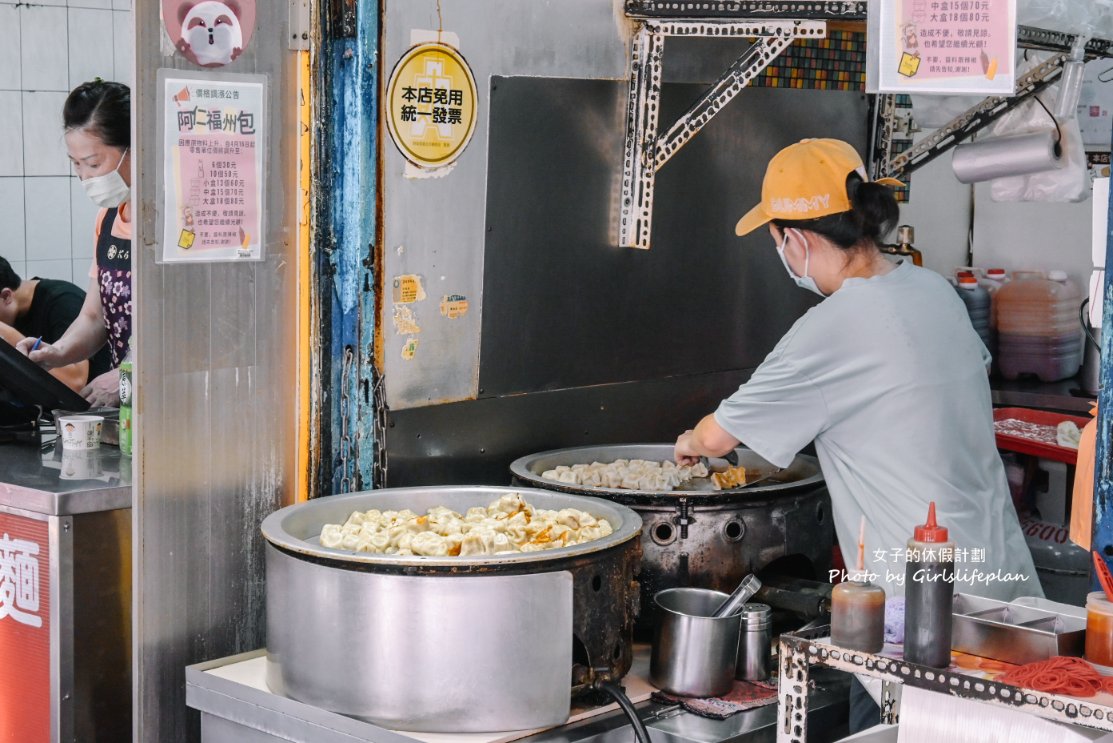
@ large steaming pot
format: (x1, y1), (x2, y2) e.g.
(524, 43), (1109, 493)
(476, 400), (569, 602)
(510, 445), (832, 634)
(261, 486), (641, 733)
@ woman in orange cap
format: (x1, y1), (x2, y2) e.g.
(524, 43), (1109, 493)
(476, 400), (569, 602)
(674, 139), (1038, 725)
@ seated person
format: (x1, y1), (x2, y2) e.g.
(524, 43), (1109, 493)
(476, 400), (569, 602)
(0, 257), (112, 392)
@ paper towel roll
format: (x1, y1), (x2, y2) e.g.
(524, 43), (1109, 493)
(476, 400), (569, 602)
(951, 131), (1063, 184)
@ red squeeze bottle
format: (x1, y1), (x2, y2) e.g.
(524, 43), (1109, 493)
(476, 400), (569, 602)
(903, 502), (955, 668)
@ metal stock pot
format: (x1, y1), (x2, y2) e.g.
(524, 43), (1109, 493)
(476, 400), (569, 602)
(261, 486), (642, 732)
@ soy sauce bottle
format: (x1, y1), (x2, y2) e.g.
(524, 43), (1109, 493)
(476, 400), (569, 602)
(903, 502), (954, 668)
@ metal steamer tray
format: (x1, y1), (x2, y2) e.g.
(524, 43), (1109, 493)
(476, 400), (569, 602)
(261, 486), (643, 733)
(509, 444), (824, 504)
(952, 593), (1086, 665)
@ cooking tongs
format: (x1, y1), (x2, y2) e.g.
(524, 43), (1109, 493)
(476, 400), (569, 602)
(700, 449), (740, 470)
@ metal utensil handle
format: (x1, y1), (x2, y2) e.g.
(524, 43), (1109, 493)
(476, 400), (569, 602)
(734, 467), (784, 490)
(713, 574), (762, 618)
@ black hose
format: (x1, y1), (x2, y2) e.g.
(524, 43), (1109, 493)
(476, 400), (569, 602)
(1082, 298), (1101, 351)
(593, 680), (652, 743)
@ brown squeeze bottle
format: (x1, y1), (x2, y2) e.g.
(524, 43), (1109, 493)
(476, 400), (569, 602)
(903, 502), (955, 668)
(831, 517), (886, 653)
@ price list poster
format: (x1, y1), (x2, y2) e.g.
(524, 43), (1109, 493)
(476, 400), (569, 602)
(160, 71), (268, 263)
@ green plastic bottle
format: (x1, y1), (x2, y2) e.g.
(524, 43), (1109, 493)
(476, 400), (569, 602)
(118, 360), (133, 456)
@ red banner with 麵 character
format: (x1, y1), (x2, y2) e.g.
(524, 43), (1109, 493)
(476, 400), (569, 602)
(0, 513), (50, 742)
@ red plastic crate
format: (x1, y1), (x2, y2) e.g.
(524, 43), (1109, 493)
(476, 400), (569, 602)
(993, 406), (1092, 464)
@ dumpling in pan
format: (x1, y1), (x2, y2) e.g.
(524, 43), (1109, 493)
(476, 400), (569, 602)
(411, 532), (450, 556)
(319, 524), (343, 549)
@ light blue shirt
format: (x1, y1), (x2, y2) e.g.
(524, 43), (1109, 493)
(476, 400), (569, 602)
(714, 260), (1040, 600)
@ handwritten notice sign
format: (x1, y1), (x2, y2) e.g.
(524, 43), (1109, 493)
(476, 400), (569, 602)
(874, 0), (1016, 95)
(160, 71), (266, 262)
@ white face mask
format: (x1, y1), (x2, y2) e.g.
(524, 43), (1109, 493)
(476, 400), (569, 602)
(776, 229), (826, 297)
(81, 148), (130, 209)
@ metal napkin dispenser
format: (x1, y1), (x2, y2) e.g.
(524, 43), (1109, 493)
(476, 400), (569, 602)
(952, 593), (1086, 665)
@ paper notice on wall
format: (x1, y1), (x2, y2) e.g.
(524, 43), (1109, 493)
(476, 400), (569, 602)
(159, 70), (267, 263)
(871, 0), (1016, 95)
(1079, 62), (1113, 151)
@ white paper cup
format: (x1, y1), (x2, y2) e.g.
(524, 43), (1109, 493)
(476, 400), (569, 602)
(60, 449), (103, 480)
(58, 415), (104, 451)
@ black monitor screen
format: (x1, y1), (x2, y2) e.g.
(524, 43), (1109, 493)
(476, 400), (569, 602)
(0, 341), (90, 416)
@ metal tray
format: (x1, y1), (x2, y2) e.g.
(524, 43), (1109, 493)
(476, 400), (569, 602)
(952, 593), (1086, 665)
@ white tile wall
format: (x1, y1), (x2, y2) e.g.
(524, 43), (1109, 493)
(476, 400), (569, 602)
(22, 92), (70, 177)
(71, 258), (93, 288)
(20, 5), (69, 91)
(112, 10), (133, 86)
(1, 1), (132, 279)
(0, 5), (21, 91)
(6, 261), (27, 280)
(25, 177), (72, 262)
(0, 178), (26, 265)
(70, 178), (99, 259)
(69, 8), (115, 88)
(26, 259), (73, 284)
(0, 92), (23, 176)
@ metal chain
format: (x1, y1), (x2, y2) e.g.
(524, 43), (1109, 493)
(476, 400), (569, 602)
(338, 345), (354, 493)
(371, 366), (388, 489)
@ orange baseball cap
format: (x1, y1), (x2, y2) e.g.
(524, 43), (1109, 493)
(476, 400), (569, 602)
(734, 138), (904, 237)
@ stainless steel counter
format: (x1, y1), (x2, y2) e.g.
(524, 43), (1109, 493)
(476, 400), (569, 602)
(0, 439), (132, 742)
(0, 438), (132, 515)
(187, 651), (849, 743)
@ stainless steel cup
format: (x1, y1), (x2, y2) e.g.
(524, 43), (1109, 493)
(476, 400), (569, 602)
(735, 603), (772, 681)
(650, 588), (741, 697)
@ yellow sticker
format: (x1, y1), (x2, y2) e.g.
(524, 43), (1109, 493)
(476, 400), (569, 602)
(392, 274), (427, 304)
(178, 229), (196, 249)
(401, 337), (419, 360)
(393, 304), (422, 335)
(898, 52), (921, 78)
(439, 294), (469, 319)
(385, 42), (479, 169)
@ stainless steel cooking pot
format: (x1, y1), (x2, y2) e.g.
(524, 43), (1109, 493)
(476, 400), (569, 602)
(261, 486), (642, 733)
(510, 445), (832, 635)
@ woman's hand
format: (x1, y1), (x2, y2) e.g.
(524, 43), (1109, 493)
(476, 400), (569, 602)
(674, 430), (702, 466)
(81, 368), (121, 408)
(675, 415), (742, 464)
(15, 336), (67, 369)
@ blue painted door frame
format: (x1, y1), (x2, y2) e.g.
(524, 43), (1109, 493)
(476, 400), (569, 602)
(317, 0), (379, 495)
(1093, 154), (1113, 571)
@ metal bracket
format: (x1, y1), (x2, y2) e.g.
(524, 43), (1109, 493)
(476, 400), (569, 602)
(620, 19), (825, 249)
(778, 626), (1113, 742)
(626, 1), (866, 20)
(881, 53), (1067, 179)
(880, 680), (902, 725)
(873, 25), (1113, 181)
(288, 0), (311, 50)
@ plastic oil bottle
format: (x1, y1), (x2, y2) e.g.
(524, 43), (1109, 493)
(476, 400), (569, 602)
(904, 502), (955, 667)
(831, 517), (886, 653)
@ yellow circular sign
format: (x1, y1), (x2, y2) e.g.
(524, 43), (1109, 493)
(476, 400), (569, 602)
(385, 43), (478, 169)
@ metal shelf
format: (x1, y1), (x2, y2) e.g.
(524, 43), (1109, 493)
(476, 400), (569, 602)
(776, 624), (1113, 743)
